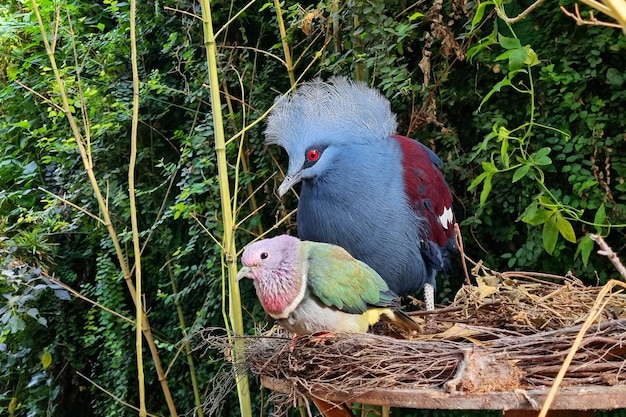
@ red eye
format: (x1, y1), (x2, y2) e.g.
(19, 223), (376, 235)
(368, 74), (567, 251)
(307, 149), (320, 161)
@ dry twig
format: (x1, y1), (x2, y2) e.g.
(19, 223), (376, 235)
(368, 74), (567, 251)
(560, 3), (623, 30)
(591, 234), (626, 280)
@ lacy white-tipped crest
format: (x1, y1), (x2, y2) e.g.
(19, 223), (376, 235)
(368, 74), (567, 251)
(264, 77), (397, 152)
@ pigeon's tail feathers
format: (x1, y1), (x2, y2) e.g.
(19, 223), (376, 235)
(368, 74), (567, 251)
(380, 309), (423, 334)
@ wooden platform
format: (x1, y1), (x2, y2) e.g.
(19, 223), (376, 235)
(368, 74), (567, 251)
(262, 376), (626, 411)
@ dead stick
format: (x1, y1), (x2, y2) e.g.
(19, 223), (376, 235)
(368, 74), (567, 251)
(454, 223), (472, 285)
(590, 234), (626, 280)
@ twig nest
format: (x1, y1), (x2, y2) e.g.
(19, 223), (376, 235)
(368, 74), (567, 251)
(240, 272), (626, 403)
(444, 347), (524, 393)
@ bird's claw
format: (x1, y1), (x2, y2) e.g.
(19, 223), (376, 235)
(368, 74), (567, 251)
(288, 331), (335, 352)
(309, 331), (336, 345)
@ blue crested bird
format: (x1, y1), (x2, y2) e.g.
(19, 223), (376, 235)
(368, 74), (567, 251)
(236, 235), (421, 335)
(264, 77), (456, 310)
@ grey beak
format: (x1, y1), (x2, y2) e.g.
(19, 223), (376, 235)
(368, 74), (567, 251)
(236, 266), (251, 281)
(278, 171), (302, 197)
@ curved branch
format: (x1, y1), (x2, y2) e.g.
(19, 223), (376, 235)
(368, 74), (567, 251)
(495, 0), (546, 23)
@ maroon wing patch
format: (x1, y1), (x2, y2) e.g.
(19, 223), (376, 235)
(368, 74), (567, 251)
(392, 134), (455, 248)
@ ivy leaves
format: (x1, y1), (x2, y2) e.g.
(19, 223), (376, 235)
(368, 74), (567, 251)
(465, 1), (622, 268)
(521, 196), (577, 255)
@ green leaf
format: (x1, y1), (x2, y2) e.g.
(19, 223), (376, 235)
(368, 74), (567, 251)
(494, 49), (513, 62)
(500, 138), (509, 168)
(497, 125), (510, 141)
(576, 234), (594, 266)
(556, 214), (576, 243)
(606, 68), (624, 86)
(593, 203), (606, 231)
(23, 161), (38, 175)
(468, 172), (487, 191)
(534, 155), (552, 166)
(521, 205), (552, 225)
(542, 214), (558, 254)
(478, 78), (511, 111)
(532, 147), (552, 166)
(15, 120), (31, 129)
(498, 34), (521, 50)
(521, 202), (537, 223)
(524, 46), (539, 66)
(466, 34), (498, 61)
(470, 129), (498, 160)
(470, 1), (494, 31)
(534, 147), (551, 158)
(479, 174), (493, 207)
(482, 160), (498, 172)
(508, 47), (528, 71)
(408, 12), (424, 21)
(42, 352), (52, 369)
(9, 397), (17, 415)
(538, 194), (554, 206)
(478, 76), (512, 110)
(512, 164), (530, 182)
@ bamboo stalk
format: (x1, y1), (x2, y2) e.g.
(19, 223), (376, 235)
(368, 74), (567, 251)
(128, 0), (146, 413)
(353, 13), (365, 81)
(274, 0), (296, 86)
(30, 2), (178, 415)
(167, 257), (205, 417)
(197, 2), (253, 417)
(331, 0), (341, 53)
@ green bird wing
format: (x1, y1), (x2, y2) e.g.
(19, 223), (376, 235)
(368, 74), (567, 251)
(303, 241), (399, 314)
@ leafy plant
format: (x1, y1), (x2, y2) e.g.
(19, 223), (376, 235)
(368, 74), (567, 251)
(464, 0), (626, 270)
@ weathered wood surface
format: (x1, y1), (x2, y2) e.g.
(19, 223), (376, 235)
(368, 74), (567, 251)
(262, 376), (626, 411)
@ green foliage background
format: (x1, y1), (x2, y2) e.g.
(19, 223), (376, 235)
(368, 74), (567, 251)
(0, 0), (625, 416)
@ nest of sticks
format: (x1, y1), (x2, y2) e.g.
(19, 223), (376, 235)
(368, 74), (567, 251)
(238, 256), (626, 405)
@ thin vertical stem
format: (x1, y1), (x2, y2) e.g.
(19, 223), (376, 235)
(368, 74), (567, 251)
(30, 1), (177, 415)
(128, 0), (145, 412)
(167, 258), (205, 417)
(197, 1), (252, 417)
(353, 14), (365, 81)
(331, 0), (341, 53)
(274, 0), (296, 86)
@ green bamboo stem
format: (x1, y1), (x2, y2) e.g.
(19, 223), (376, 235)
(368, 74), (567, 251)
(31, 2), (178, 416)
(331, 0), (341, 53)
(353, 13), (365, 81)
(274, 0), (296, 86)
(167, 257), (205, 417)
(197, 2), (252, 417)
(128, 0), (146, 413)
